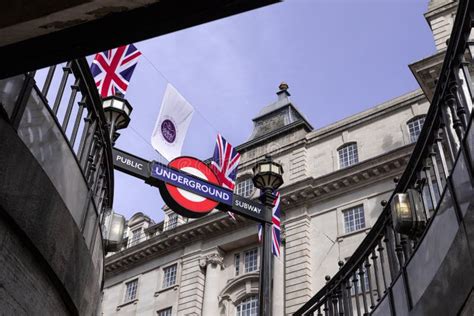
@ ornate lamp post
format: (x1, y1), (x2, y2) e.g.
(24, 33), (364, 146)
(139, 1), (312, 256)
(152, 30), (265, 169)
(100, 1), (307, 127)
(252, 155), (284, 316)
(102, 93), (133, 142)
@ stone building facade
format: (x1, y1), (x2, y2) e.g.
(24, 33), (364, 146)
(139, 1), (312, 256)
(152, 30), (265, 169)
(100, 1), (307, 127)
(100, 1), (454, 315)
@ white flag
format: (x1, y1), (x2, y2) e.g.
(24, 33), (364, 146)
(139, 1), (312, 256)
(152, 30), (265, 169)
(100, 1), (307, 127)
(151, 84), (194, 161)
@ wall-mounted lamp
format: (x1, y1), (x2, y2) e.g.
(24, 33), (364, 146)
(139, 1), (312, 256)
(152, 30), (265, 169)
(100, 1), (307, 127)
(390, 189), (426, 237)
(104, 212), (126, 253)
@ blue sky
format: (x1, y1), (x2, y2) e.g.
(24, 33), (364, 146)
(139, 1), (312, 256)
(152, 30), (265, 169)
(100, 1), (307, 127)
(113, 0), (435, 222)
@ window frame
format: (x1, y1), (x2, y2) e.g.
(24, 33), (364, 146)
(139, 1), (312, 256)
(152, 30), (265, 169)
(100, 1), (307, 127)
(342, 205), (366, 234)
(243, 248), (259, 273)
(407, 115), (426, 143)
(157, 307), (172, 316)
(166, 213), (178, 230)
(235, 178), (255, 198)
(236, 295), (259, 316)
(124, 278), (139, 303)
(234, 253), (241, 276)
(337, 142), (359, 169)
(129, 228), (142, 247)
(162, 263), (178, 289)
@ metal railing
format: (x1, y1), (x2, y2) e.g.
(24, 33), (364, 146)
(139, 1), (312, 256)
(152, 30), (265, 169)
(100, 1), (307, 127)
(0, 57), (113, 251)
(295, 0), (474, 315)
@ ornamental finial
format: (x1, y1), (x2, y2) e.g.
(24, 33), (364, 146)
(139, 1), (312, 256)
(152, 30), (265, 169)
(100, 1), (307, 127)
(279, 82), (289, 91)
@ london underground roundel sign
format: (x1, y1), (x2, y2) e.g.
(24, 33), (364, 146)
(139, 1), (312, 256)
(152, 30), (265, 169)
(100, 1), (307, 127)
(157, 156), (221, 218)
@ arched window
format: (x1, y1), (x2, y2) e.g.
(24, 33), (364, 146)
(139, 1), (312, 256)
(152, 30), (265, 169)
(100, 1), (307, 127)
(235, 178), (255, 198)
(338, 142), (359, 169)
(407, 116), (426, 143)
(236, 295), (258, 316)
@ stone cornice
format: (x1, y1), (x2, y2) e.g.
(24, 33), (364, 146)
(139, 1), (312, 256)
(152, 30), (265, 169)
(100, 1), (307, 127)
(104, 212), (251, 276)
(306, 90), (425, 143)
(409, 51), (446, 101)
(425, 1), (457, 20)
(279, 144), (414, 208)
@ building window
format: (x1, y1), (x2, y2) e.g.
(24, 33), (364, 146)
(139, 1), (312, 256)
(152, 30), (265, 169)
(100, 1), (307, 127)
(163, 264), (177, 288)
(236, 295), (258, 316)
(235, 178), (255, 198)
(407, 116), (426, 143)
(157, 307), (172, 316)
(165, 213), (178, 231)
(124, 279), (138, 302)
(235, 253), (240, 276)
(343, 205), (366, 233)
(244, 248), (258, 273)
(338, 143), (359, 168)
(130, 228), (142, 246)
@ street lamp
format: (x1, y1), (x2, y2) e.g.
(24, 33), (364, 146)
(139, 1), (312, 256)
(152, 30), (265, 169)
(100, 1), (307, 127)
(252, 155), (284, 316)
(102, 93), (133, 142)
(390, 189), (426, 238)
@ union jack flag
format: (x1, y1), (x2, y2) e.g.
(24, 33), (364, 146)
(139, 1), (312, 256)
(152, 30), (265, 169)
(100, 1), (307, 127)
(258, 192), (282, 257)
(210, 134), (241, 190)
(210, 134), (241, 221)
(90, 44), (142, 98)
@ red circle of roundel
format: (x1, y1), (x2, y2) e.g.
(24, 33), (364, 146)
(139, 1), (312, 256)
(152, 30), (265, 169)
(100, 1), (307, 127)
(163, 156), (220, 218)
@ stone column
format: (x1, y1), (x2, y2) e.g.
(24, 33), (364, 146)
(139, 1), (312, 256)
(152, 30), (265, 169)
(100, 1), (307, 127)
(177, 252), (206, 316)
(285, 215), (312, 315)
(200, 252), (225, 316)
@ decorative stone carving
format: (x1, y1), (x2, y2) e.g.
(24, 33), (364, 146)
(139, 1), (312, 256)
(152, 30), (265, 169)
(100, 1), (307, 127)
(200, 253), (225, 269)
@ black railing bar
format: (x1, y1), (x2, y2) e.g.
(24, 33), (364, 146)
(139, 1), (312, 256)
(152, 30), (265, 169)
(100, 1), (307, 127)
(460, 59), (474, 108)
(358, 266), (369, 315)
(424, 165), (438, 207)
(345, 280), (353, 316)
(451, 79), (470, 130)
(77, 112), (92, 160)
(376, 240), (389, 292)
(92, 167), (106, 203)
(61, 78), (80, 131)
(453, 66), (471, 126)
(430, 148), (444, 193)
(435, 128), (450, 177)
(42, 65), (56, 98)
(52, 61), (72, 115)
(364, 258), (375, 309)
(71, 58), (114, 209)
(352, 274), (361, 316)
(90, 148), (105, 191)
(371, 250), (382, 299)
(441, 121), (457, 162)
(84, 133), (99, 178)
(70, 95), (87, 148)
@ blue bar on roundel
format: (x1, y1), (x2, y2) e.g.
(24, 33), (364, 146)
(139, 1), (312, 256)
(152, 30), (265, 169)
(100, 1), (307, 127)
(151, 162), (233, 206)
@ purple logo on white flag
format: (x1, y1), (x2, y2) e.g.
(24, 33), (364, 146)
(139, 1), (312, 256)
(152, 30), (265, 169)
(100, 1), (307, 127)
(161, 119), (176, 143)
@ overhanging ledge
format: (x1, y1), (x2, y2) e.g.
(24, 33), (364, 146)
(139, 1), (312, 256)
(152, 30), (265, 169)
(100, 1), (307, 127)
(0, 0), (280, 79)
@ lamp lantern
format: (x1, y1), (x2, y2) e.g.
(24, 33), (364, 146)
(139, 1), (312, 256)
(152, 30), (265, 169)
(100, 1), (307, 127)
(252, 155), (284, 192)
(102, 93), (133, 142)
(103, 211), (126, 253)
(390, 189), (426, 237)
